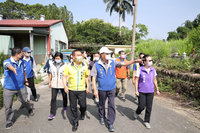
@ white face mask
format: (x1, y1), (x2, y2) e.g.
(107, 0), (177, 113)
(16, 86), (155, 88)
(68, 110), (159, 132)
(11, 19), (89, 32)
(49, 57), (53, 60)
(55, 60), (61, 64)
(148, 61), (153, 67)
(94, 57), (100, 61)
(26, 53), (31, 57)
(105, 54), (111, 60)
(76, 56), (83, 63)
(121, 55), (126, 59)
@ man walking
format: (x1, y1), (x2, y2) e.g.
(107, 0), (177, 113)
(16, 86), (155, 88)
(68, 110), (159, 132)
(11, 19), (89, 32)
(63, 50), (89, 132)
(91, 47), (141, 132)
(22, 47), (38, 102)
(3, 47), (34, 129)
(115, 50), (130, 100)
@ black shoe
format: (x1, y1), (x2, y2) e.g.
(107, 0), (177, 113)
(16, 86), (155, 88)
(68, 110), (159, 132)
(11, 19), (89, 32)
(115, 92), (118, 97)
(108, 124), (115, 132)
(80, 113), (85, 120)
(100, 118), (105, 125)
(72, 122), (78, 132)
(6, 122), (13, 129)
(28, 109), (34, 116)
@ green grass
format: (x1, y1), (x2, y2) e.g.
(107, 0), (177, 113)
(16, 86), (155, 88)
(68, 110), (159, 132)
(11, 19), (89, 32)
(34, 75), (43, 84)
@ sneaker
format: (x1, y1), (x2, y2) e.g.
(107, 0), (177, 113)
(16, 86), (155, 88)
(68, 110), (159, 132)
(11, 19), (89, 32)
(122, 97), (125, 100)
(34, 98), (38, 102)
(28, 109), (34, 116)
(63, 107), (67, 111)
(6, 122), (13, 129)
(133, 111), (138, 119)
(144, 122), (151, 129)
(108, 124), (115, 132)
(100, 118), (105, 125)
(48, 114), (55, 120)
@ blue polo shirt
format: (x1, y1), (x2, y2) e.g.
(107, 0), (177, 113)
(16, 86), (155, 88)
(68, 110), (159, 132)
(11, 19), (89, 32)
(3, 57), (25, 90)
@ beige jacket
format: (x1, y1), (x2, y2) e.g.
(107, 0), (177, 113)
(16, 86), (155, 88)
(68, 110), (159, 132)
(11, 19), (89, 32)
(49, 62), (67, 89)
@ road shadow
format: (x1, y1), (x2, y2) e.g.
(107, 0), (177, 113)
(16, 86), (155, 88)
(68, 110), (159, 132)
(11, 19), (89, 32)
(87, 104), (99, 121)
(12, 103), (32, 123)
(116, 105), (135, 120)
(125, 94), (138, 105)
(86, 92), (94, 100)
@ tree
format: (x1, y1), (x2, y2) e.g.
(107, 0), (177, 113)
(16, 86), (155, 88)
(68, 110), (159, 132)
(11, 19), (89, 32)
(176, 26), (189, 39)
(187, 25), (200, 53)
(167, 31), (179, 41)
(103, 0), (133, 36)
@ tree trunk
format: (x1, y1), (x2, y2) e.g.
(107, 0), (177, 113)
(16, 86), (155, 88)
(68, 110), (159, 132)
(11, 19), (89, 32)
(131, 0), (138, 70)
(119, 13), (122, 37)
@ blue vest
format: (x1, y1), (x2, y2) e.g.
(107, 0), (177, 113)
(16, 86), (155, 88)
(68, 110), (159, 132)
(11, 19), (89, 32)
(23, 57), (34, 78)
(95, 60), (116, 91)
(3, 58), (25, 90)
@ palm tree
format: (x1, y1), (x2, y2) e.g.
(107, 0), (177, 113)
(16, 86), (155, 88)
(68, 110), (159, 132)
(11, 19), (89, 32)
(103, 0), (133, 36)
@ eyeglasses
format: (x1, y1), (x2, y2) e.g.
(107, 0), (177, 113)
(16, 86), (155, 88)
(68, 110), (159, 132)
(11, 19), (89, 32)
(148, 60), (153, 62)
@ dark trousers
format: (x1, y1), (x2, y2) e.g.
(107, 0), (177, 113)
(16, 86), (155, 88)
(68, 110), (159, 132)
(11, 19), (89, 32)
(136, 92), (154, 123)
(50, 88), (68, 115)
(3, 88), (32, 124)
(98, 89), (115, 125)
(27, 77), (37, 99)
(69, 90), (87, 125)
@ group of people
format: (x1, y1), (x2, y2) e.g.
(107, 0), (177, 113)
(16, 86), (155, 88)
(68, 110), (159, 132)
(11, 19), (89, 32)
(2, 46), (160, 132)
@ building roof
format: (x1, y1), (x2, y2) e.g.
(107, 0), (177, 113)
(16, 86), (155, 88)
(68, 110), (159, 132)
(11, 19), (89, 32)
(0, 19), (62, 27)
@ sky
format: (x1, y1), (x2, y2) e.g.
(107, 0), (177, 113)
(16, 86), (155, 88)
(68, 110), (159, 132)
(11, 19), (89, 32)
(1, 0), (200, 40)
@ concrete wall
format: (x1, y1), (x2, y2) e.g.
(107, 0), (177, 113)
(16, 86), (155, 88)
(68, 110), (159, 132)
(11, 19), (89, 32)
(50, 22), (68, 52)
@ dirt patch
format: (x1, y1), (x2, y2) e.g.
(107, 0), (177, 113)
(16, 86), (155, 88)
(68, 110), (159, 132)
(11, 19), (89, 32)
(155, 92), (200, 129)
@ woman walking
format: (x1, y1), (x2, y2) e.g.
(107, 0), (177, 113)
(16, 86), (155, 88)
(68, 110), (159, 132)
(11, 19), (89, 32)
(133, 55), (160, 129)
(48, 52), (68, 120)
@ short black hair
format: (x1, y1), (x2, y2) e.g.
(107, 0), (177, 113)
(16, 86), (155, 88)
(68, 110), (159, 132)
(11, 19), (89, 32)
(72, 49), (81, 56)
(54, 52), (63, 59)
(139, 53), (145, 56)
(10, 48), (22, 56)
(119, 50), (125, 55)
(143, 55), (151, 61)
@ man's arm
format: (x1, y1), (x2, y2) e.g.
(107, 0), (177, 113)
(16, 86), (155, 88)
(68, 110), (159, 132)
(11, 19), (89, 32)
(132, 70), (136, 85)
(85, 75), (89, 93)
(24, 72), (29, 86)
(122, 59), (142, 66)
(92, 76), (98, 98)
(127, 69), (130, 80)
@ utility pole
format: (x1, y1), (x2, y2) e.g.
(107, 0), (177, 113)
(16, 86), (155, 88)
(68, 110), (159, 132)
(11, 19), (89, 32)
(130, 0), (138, 70)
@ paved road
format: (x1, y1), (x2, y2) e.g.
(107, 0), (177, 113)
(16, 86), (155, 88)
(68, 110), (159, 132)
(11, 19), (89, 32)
(0, 79), (199, 133)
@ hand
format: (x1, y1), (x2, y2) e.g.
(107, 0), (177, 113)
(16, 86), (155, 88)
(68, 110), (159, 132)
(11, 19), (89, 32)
(156, 90), (160, 95)
(25, 82), (29, 86)
(132, 79), (135, 85)
(13, 68), (17, 75)
(94, 90), (98, 98)
(134, 59), (142, 63)
(64, 86), (69, 94)
(135, 91), (139, 97)
(86, 88), (89, 94)
(48, 83), (51, 88)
